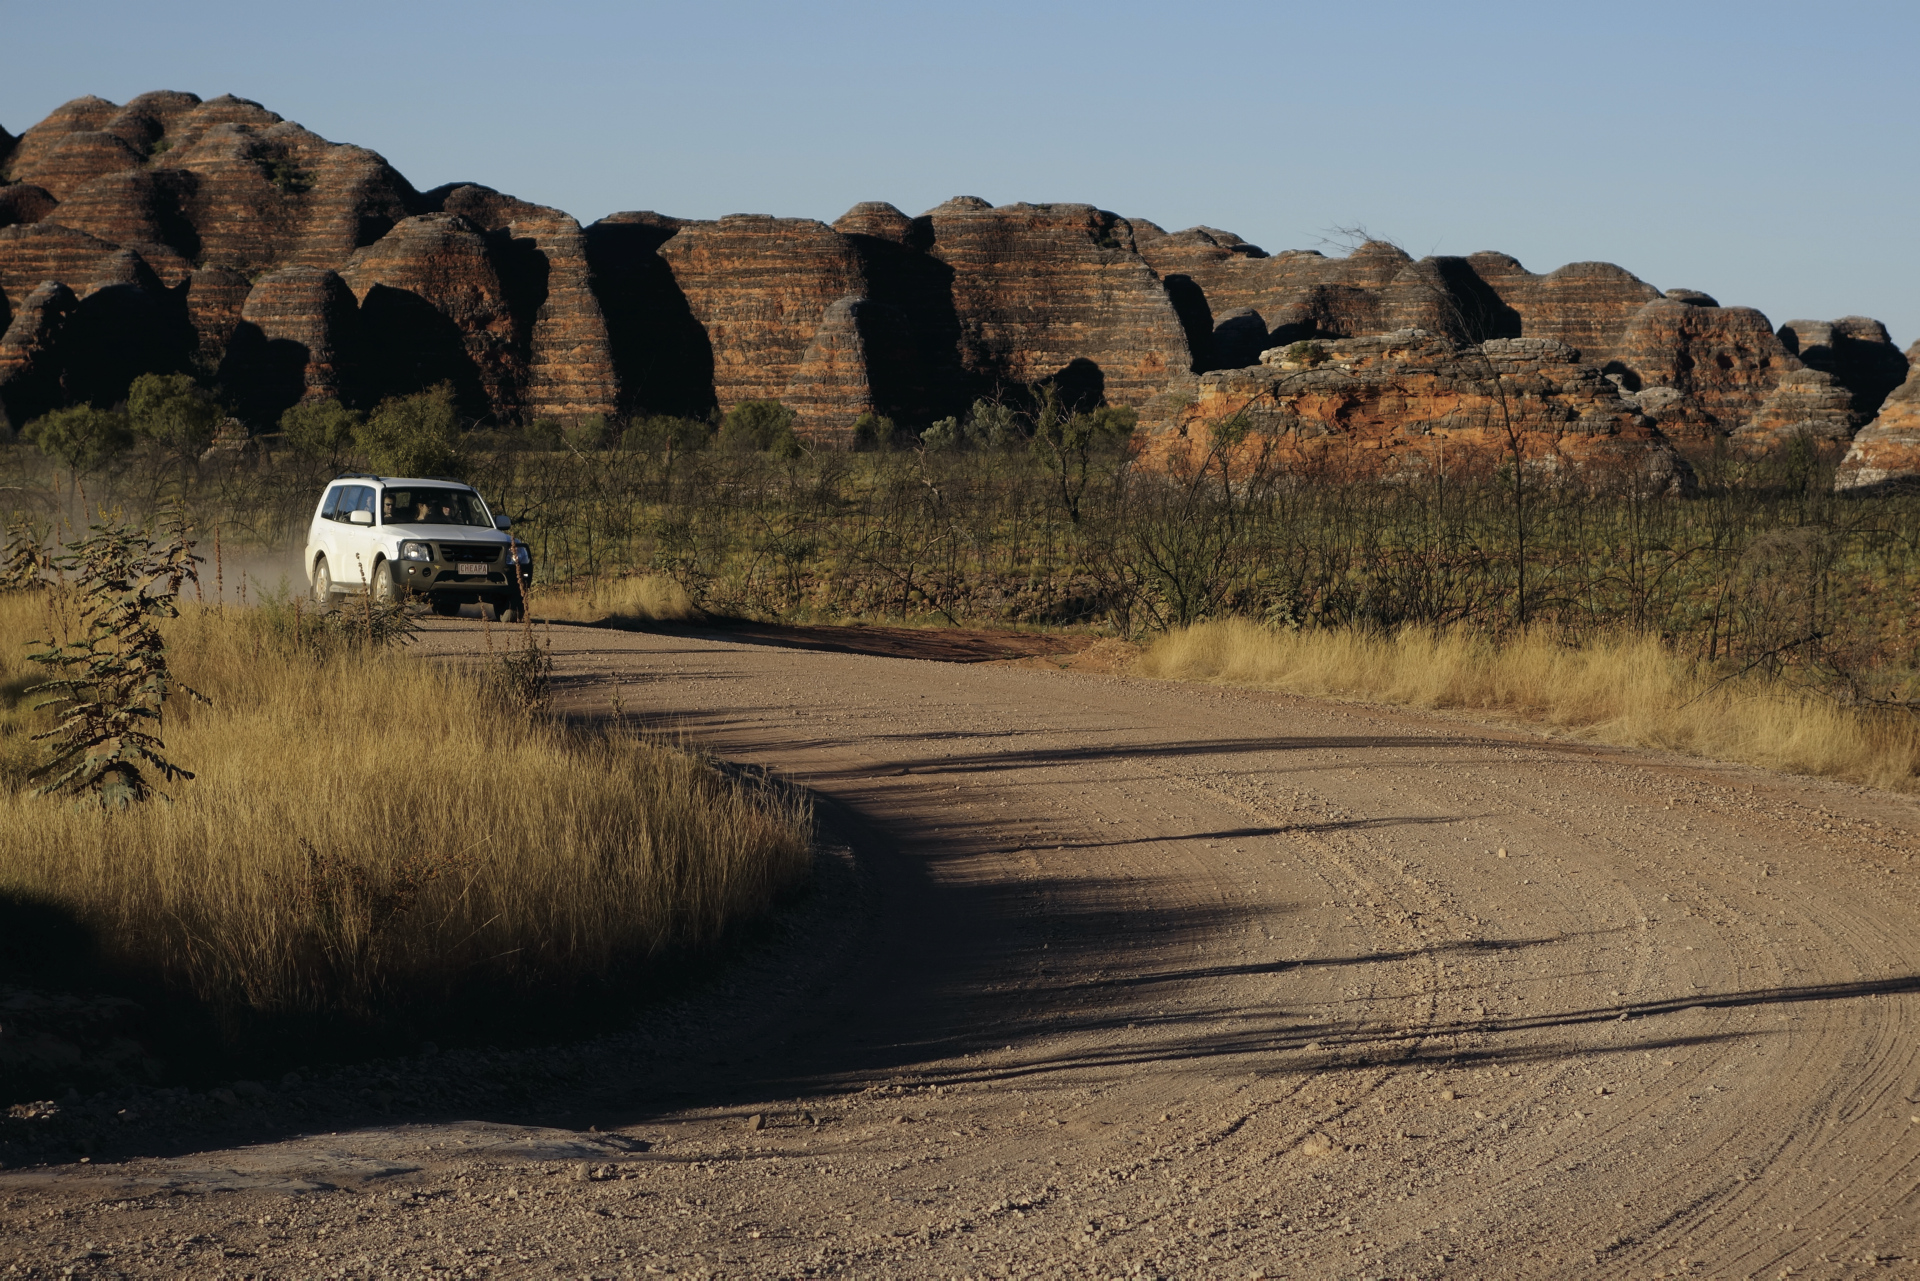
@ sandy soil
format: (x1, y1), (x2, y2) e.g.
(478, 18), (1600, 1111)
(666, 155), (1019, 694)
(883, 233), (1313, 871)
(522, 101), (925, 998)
(5, 620), (1920, 1279)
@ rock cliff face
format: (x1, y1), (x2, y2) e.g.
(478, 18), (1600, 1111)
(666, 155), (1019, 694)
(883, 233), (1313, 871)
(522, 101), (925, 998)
(915, 199), (1193, 407)
(655, 215), (869, 438)
(0, 89), (1905, 471)
(1176, 329), (1691, 493)
(223, 267), (362, 423)
(1836, 344), (1920, 493)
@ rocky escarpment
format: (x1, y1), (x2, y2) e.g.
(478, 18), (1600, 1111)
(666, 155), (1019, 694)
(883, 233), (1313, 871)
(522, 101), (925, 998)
(1836, 343), (1920, 493)
(0, 92), (618, 432)
(0, 89), (1906, 469)
(1177, 329), (1692, 493)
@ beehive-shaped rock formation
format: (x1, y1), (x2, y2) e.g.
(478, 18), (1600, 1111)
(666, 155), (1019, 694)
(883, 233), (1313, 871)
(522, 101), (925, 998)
(0, 89), (1906, 474)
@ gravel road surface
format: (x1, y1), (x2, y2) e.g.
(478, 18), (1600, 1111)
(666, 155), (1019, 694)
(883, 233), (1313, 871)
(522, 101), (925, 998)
(5, 621), (1919, 1279)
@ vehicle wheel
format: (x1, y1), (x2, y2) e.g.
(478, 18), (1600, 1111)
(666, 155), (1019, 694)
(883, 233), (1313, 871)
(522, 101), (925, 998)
(497, 599), (523, 624)
(370, 559), (397, 605)
(312, 557), (338, 608)
(430, 598), (461, 618)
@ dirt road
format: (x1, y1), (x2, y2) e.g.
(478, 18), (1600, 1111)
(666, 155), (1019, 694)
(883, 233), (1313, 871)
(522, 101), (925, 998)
(6, 621), (1920, 1279)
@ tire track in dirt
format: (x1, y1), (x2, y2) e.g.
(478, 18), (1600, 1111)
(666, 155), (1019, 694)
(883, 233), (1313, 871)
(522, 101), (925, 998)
(4, 621), (1920, 1279)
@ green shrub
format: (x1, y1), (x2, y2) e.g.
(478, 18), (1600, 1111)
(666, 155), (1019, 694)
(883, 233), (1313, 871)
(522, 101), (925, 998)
(128, 373), (224, 462)
(851, 411), (897, 452)
(22, 405), (135, 472)
(625, 414), (713, 454)
(280, 398), (364, 466)
(355, 384), (462, 477)
(718, 399), (801, 458)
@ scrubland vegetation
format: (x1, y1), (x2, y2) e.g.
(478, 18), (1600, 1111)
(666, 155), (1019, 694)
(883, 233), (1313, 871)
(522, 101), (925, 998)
(9, 380), (1920, 793)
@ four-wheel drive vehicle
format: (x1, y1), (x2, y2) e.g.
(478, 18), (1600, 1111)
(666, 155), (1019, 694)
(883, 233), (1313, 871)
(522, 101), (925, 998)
(306, 475), (532, 620)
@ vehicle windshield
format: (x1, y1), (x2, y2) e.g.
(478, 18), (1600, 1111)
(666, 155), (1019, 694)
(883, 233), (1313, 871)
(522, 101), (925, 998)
(381, 488), (491, 528)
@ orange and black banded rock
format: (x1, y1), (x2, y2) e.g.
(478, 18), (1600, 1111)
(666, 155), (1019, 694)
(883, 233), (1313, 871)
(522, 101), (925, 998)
(340, 213), (520, 416)
(183, 265), (253, 370)
(428, 185), (618, 421)
(0, 185), (57, 230)
(916, 199), (1193, 406)
(656, 214), (868, 435)
(0, 87), (1906, 464)
(1732, 368), (1858, 453)
(0, 281), (79, 428)
(1175, 329), (1691, 494)
(1451, 254), (1662, 365)
(0, 222), (134, 316)
(1836, 344), (1920, 493)
(1609, 295), (1798, 435)
(223, 267), (364, 423)
(1778, 316), (1910, 420)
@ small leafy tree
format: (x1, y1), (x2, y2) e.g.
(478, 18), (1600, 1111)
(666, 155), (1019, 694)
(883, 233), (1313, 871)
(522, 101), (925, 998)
(128, 372), (223, 462)
(851, 411), (897, 452)
(280, 398), (364, 468)
(22, 404), (135, 473)
(1027, 386), (1136, 524)
(27, 520), (206, 806)
(355, 383), (462, 476)
(718, 399), (801, 458)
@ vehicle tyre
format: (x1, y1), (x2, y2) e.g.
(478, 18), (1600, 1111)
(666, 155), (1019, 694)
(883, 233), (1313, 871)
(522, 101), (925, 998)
(312, 557), (339, 608)
(497, 599), (523, 624)
(370, 559), (397, 605)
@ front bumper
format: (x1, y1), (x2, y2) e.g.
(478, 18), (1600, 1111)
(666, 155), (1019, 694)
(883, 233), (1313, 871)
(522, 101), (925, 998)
(396, 549), (531, 602)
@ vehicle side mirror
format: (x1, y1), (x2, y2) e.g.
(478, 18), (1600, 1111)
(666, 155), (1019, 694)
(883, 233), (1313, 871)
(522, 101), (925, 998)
(493, 514), (512, 530)
(349, 509), (374, 526)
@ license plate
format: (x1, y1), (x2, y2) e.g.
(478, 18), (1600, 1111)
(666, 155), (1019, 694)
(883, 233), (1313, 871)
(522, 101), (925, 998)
(458, 562), (489, 576)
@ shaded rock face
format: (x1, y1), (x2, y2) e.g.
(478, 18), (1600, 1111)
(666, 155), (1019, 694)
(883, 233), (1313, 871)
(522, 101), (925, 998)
(341, 214), (520, 416)
(584, 212), (715, 421)
(0, 185), (58, 230)
(1836, 357), (1920, 493)
(1778, 316), (1910, 420)
(1178, 330), (1690, 493)
(222, 268), (363, 424)
(0, 282), (80, 429)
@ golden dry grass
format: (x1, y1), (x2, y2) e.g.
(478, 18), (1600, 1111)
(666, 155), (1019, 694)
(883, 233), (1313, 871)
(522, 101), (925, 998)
(1140, 618), (1920, 792)
(535, 573), (703, 626)
(0, 590), (810, 1030)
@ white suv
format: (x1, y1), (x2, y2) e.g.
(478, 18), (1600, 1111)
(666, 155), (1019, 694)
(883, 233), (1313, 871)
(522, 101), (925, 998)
(306, 475), (532, 620)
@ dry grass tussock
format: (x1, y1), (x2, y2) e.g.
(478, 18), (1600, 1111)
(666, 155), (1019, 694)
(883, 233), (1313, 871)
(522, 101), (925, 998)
(0, 590), (810, 1035)
(536, 573), (703, 626)
(1140, 618), (1920, 792)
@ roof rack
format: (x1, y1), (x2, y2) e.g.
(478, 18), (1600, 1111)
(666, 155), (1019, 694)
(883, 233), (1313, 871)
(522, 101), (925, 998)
(332, 471), (383, 481)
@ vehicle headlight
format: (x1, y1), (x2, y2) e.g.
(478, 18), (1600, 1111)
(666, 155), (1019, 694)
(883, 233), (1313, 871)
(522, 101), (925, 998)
(509, 543), (530, 565)
(400, 541), (432, 562)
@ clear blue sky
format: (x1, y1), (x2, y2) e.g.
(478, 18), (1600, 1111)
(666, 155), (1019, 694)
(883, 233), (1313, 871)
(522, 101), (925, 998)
(6, 0), (1916, 347)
